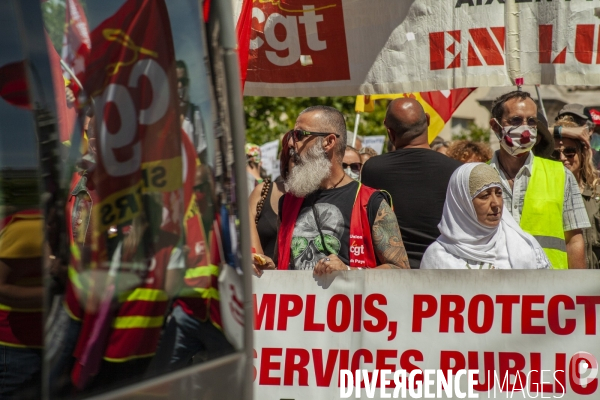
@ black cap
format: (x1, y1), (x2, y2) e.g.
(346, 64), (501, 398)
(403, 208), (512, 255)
(556, 104), (589, 121)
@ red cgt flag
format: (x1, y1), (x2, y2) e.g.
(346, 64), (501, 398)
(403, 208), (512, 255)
(236, 0), (253, 92)
(61, 0), (90, 79)
(83, 0), (182, 233)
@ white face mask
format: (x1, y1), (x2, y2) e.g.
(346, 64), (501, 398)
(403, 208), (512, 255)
(344, 167), (360, 181)
(494, 119), (537, 157)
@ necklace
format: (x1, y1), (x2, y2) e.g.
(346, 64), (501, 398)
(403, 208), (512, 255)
(497, 157), (516, 181)
(329, 174), (346, 189)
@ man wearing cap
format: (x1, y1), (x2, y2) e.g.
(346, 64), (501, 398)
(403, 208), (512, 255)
(489, 91), (590, 269)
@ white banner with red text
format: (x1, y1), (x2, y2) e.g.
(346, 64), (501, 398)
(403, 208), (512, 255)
(240, 0), (600, 96)
(252, 270), (600, 399)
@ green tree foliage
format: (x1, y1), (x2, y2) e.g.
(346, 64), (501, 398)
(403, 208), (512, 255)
(41, 0), (66, 51)
(42, 0), (88, 53)
(244, 96), (389, 147)
(451, 123), (491, 142)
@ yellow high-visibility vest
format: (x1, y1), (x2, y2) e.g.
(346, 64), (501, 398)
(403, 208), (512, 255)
(520, 156), (568, 269)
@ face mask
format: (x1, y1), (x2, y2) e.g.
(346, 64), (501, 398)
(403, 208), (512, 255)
(494, 119), (537, 157)
(344, 167), (360, 181)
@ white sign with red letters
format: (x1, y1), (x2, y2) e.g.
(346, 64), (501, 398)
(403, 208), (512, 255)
(240, 0), (600, 96)
(252, 270), (600, 399)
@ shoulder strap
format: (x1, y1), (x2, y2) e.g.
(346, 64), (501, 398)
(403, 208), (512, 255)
(349, 184), (378, 268)
(276, 193), (304, 270)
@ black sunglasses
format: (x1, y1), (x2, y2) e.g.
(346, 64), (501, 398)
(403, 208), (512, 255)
(503, 116), (538, 127)
(551, 146), (578, 160)
(342, 162), (362, 173)
(288, 129), (340, 143)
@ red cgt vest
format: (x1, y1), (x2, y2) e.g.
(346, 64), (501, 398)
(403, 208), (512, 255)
(278, 183), (380, 270)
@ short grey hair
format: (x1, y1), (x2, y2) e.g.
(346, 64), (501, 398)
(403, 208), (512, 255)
(299, 105), (347, 160)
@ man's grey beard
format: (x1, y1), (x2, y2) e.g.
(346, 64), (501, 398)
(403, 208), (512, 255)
(285, 140), (332, 197)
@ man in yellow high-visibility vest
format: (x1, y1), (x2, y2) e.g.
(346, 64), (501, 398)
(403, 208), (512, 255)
(488, 90), (590, 269)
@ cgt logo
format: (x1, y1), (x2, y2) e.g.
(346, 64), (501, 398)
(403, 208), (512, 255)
(248, 0), (350, 83)
(350, 241), (364, 257)
(429, 27), (505, 70)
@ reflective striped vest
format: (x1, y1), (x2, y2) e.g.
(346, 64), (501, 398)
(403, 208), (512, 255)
(0, 210), (43, 348)
(520, 156), (567, 269)
(174, 132), (222, 328)
(102, 244), (172, 362)
(174, 191), (221, 328)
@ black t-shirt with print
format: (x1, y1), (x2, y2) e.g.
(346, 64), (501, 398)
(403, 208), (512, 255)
(279, 180), (385, 270)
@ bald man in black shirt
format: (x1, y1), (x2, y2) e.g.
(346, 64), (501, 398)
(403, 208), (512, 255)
(361, 98), (462, 269)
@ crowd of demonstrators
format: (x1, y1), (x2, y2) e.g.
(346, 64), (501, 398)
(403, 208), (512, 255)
(446, 140), (492, 163)
(249, 90), (600, 272)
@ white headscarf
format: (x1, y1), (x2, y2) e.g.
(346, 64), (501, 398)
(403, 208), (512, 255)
(429, 163), (550, 269)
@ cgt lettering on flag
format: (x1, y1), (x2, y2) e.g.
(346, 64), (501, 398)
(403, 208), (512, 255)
(84, 0), (182, 233)
(248, 0), (350, 83)
(429, 27), (505, 70)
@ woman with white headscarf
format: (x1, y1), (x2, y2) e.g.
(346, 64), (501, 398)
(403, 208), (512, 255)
(421, 163), (550, 269)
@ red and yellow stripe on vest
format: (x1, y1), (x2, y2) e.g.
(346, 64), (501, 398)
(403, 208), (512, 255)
(103, 246), (172, 362)
(63, 242), (85, 321)
(174, 193), (222, 328)
(0, 210), (43, 348)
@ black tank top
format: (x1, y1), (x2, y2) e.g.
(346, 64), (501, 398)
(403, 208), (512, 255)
(256, 182), (278, 259)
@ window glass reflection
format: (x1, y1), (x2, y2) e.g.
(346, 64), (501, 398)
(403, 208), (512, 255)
(0, 2), (43, 398)
(40, 0), (237, 397)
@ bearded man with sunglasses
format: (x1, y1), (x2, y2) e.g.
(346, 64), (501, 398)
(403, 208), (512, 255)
(488, 91), (590, 269)
(256, 105), (410, 274)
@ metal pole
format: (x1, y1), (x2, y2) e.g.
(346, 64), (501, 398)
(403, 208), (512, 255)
(59, 58), (84, 90)
(214, 1), (254, 400)
(535, 85), (548, 122)
(506, 0), (522, 85)
(352, 112), (361, 147)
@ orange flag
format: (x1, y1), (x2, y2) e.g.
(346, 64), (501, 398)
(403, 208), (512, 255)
(355, 89), (475, 143)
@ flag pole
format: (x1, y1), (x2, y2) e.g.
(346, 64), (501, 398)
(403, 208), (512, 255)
(352, 113), (361, 147)
(59, 58), (83, 90)
(535, 85), (548, 122)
